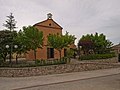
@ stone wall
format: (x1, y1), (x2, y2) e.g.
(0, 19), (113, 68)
(0, 61), (120, 77)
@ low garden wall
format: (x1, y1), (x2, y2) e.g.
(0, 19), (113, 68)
(0, 58), (120, 77)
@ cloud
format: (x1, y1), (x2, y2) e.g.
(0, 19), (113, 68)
(0, 0), (120, 45)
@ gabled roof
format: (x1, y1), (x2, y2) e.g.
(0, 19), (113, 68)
(112, 43), (120, 49)
(34, 19), (63, 29)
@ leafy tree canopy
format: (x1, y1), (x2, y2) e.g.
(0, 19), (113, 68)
(0, 30), (17, 61)
(21, 26), (43, 60)
(48, 32), (76, 59)
(78, 32), (113, 54)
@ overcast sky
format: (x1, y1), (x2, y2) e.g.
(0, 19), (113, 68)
(0, 0), (120, 45)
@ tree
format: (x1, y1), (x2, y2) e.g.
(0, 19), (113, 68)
(0, 30), (17, 62)
(78, 34), (94, 55)
(3, 13), (17, 31)
(13, 30), (28, 63)
(91, 33), (113, 54)
(78, 33), (113, 54)
(22, 26), (43, 60)
(47, 32), (76, 59)
(2, 13), (17, 63)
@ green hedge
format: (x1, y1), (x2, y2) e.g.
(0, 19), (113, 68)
(80, 53), (116, 60)
(35, 57), (68, 66)
(0, 57), (69, 68)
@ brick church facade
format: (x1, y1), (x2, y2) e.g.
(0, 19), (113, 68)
(26, 13), (72, 60)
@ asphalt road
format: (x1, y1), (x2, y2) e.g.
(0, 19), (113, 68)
(18, 74), (120, 90)
(0, 68), (120, 90)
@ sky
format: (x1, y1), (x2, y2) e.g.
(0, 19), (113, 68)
(0, 0), (120, 45)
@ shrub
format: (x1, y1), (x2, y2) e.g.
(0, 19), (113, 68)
(0, 57), (69, 68)
(80, 53), (116, 60)
(35, 58), (68, 66)
(66, 49), (74, 58)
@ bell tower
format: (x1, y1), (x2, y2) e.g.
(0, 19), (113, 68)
(47, 13), (52, 19)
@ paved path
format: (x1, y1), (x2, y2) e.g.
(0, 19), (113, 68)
(0, 68), (120, 90)
(20, 73), (120, 90)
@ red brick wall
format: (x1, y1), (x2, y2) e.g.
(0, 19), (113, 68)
(26, 19), (64, 60)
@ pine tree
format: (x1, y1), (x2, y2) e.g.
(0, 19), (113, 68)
(3, 13), (17, 31)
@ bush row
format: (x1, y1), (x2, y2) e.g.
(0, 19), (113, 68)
(0, 57), (69, 68)
(80, 53), (116, 60)
(35, 57), (69, 66)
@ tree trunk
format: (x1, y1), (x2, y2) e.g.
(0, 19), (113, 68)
(2, 55), (6, 62)
(9, 53), (12, 63)
(2, 53), (7, 62)
(59, 50), (62, 60)
(78, 47), (80, 59)
(34, 49), (36, 60)
(2, 56), (6, 62)
(16, 54), (18, 64)
(3, 57), (5, 62)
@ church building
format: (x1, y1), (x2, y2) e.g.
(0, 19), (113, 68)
(26, 13), (67, 60)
